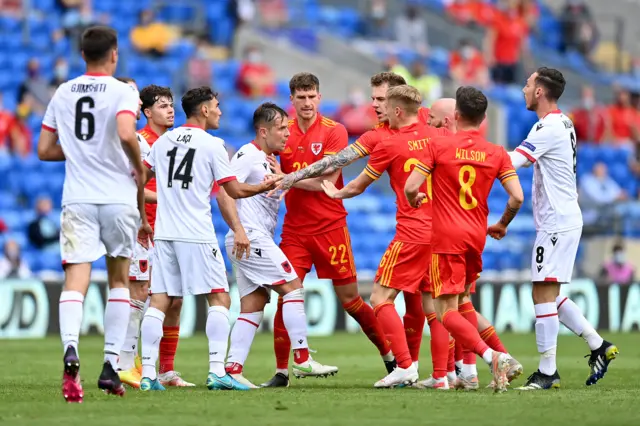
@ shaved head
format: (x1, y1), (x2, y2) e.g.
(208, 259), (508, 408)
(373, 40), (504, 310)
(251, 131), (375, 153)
(429, 98), (456, 131)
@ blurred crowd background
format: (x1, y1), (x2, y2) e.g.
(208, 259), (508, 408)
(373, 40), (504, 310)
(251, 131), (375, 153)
(1, 0), (639, 286)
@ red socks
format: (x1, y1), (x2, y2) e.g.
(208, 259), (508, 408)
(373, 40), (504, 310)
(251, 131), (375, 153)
(441, 310), (489, 358)
(403, 291), (425, 362)
(459, 302), (478, 366)
(159, 325), (179, 374)
(273, 296), (291, 369)
(293, 348), (309, 364)
(344, 296), (391, 356)
(480, 325), (507, 353)
(373, 303), (412, 368)
(426, 312), (449, 379)
(447, 338), (456, 373)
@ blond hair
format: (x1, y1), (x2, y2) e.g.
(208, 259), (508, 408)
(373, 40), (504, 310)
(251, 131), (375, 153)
(386, 85), (422, 115)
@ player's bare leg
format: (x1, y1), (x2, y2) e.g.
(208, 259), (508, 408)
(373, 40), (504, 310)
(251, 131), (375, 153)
(415, 293), (450, 390)
(98, 256), (133, 397)
(60, 263), (92, 403)
(158, 298), (194, 387)
(370, 284), (418, 388)
(227, 288), (269, 389)
(435, 289), (515, 393)
(118, 279), (148, 388)
(335, 281), (395, 373)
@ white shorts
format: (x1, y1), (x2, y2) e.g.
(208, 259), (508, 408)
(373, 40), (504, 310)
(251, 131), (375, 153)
(531, 228), (582, 284)
(151, 240), (228, 296)
(225, 231), (297, 299)
(129, 240), (151, 282)
(60, 203), (140, 264)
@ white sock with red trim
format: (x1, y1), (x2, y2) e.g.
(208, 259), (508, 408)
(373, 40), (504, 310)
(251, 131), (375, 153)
(556, 296), (603, 350)
(120, 299), (145, 370)
(535, 302), (559, 376)
(282, 289), (309, 363)
(226, 311), (264, 371)
(104, 288), (131, 368)
(141, 307), (165, 381)
(60, 291), (84, 356)
(206, 306), (230, 377)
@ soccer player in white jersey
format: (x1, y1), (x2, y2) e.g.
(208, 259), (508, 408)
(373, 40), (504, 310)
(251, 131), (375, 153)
(139, 87), (280, 391)
(37, 26), (151, 403)
(507, 67), (618, 390)
(222, 103), (339, 388)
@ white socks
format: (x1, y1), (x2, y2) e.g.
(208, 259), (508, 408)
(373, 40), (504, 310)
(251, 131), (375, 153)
(282, 289), (308, 351)
(59, 290), (84, 355)
(207, 306), (230, 377)
(463, 363), (479, 375)
(141, 307), (165, 380)
(227, 311), (264, 368)
(103, 288), (130, 368)
(535, 302), (559, 375)
(120, 299), (145, 370)
(556, 296), (603, 351)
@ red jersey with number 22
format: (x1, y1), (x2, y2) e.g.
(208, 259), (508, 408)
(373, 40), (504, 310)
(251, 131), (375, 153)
(280, 114), (348, 235)
(415, 129), (517, 254)
(365, 122), (450, 243)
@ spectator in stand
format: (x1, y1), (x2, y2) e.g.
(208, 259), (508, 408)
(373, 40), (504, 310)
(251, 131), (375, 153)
(229, 0), (256, 47)
(579, 162), (627, 226)
(59, 0), (97, 42)
(484, 0), (530, 84)
(50, 57), (69, 90)
(607, 89), (636, 146)
(0, 0), (23, 18)
(450, 38), (490, 88)
(384, 55), (411, 83)
(186, 36), (213, 91)
(257, 0), (288, 28)
(17, 59), (50, 114)
(569, 85), (609, 143)
(336, 87), (377, 137)
(600, 241), (635, 285)
(367, 0), (389, 39)
(559, 0), (598, 56)
(406, 60), (442, 107)
(446, 0), (495, 28)
(519, 0), (539, 32)
(0, 95), (31, 157)
(130, 9), (180, 57)
(0, 239), (31, 279)
(395, 5), (428, 56)
(236, 45), (276, 98)
(28, 196), (60, 252)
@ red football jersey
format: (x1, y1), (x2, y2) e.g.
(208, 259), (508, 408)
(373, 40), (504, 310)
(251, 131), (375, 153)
(138, 125), (160, 230)
(365, 122), (449, 243)
(352, 107), (431, 157)
(415, 129), (516, 254)
(280, 114), (348, 235)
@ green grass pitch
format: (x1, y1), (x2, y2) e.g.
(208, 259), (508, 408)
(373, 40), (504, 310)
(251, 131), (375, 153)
(1, 332), (638, 426)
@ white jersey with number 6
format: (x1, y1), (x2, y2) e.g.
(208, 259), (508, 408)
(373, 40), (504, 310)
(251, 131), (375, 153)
(515, 110), (583, 233)
(42, 74), (140, 208)
(144, 125), (236, 243)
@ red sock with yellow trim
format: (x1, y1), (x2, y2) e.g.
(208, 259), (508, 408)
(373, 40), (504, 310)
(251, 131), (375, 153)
(426, 312), (449, 379)
(373, 302), (412, 368)
(159, 326), (179, 374)
(403, 291), (425, 362)
(273, 296), (291, 370)
(480, 325), (507, 353)
(447, 338), (456, 374)
(441, 310), (491, 361)
(344, 296), (391, 356)
(459, 302), (478, 372)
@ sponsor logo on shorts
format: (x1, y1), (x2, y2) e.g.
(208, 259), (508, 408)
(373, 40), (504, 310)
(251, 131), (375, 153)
(551, 235), (558, 246)
(537, 265), (543, 272)
(339, 266), (348, 273)
(212, 248), (218, 258)
(139, 260), (148, 273)
(254, 248), (263, 257)
(282, 261), (292, 273)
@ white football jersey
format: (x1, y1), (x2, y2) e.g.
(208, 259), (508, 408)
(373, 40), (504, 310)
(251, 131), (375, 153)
(42, 74), (140, 207)
(137, 132), (151, 162)
(515, 111), (583, 232)
(225, 142), (280, 239)
(145, 125), (235, 243)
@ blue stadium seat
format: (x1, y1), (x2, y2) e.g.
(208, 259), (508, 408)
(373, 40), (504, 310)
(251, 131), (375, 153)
(92, 256), (107, 271)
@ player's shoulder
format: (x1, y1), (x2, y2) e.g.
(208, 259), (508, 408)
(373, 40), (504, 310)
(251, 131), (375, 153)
(136, 132), (150, 147)
(287, 118), (296, 129)
(320, 116), (346, 132)
(233, 142), (262, 160)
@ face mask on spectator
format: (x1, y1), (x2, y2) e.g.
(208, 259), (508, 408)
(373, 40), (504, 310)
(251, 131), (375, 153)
(247, 51), (263, 64)
(613, 250), (625, 264)
(461, 46), (474, 60)
(582, 96), (595, 109)
(6, 247), (19, 262)
(55, 63), (69, 80)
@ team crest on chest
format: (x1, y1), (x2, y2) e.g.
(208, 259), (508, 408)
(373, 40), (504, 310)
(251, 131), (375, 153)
(311, 142), (323, 155)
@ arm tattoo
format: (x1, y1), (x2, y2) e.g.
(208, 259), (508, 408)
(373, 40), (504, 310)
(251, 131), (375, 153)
(499, 204), (521, 227)
(290, 146), (361, 183)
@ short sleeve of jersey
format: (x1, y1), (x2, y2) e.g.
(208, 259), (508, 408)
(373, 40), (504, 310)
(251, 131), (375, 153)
(210, 140), (236, 184)
(42, 88), (59, 132)
(515, 123), (553, 163)
(415, 138), (437, 176)
(144, 141), (156, 171)
(231, 151), (253, 183)
(116, 83), (140, 117)
(353, 129), (380, 157)
(364, 142), (391, 180)
(324, 124), (348, 156)
(137, 134), (151, 162)
(496, 147), (518, 183)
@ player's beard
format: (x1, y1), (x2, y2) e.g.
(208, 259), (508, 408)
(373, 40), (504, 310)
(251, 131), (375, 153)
(526, 97), (538, 112)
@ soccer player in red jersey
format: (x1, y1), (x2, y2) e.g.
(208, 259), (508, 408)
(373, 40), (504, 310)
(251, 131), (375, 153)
(262, 73), (391, 387)
(322, 85), (451, 388)
(404, 86), (524, 392)
(269, 73), (433, 374)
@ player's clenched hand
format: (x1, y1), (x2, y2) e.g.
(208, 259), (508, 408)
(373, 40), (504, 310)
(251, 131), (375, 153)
(233, 229), (251, 260)
(409, 192), (427, 208)
(321, 180), (339, 198)
(487, 223), (507, 240)
(266, 155), (283, 175)
(139, 221), (153, 242)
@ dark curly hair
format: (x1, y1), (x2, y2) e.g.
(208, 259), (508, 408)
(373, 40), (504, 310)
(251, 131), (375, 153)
(181, 86), (218, 118)
(140, 85), (173, 119)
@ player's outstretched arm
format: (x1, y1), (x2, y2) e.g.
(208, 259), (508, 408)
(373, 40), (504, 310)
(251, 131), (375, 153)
(404, 169), (428, 208)
(279, 145), (362, 190)
(488, 177), (524, 240)
(216, 186), (250, 259)
(321, 170), (374, 200)
(222, 175), (282, 199)
(508, 150), (532, 170)
(37, 128), (65, 161)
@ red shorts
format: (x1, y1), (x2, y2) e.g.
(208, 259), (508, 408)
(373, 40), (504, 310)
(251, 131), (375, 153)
(375, 240), (431, 293)
(468, 281), (477, 294)
(280, 226), (357, 284)
(431, 251), (483, 298)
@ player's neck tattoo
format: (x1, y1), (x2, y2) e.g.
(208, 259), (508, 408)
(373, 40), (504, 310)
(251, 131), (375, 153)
(499, 204), (521, 227)
(291, 146), (360, 183)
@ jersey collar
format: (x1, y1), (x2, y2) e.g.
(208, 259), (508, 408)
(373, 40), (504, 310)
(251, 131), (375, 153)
(250, 140), (262, 151)
(294, 113), (322, 134)
(181, 124), (204, 130)
(542, 109), (562, 119)
(84, 72), (110, 77)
